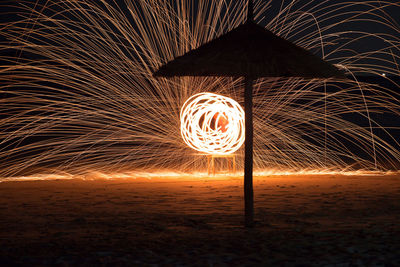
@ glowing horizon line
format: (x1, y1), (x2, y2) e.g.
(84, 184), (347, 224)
(1, 168), (399, 182)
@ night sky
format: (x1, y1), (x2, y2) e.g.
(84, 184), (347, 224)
(1, 0), (399, 51)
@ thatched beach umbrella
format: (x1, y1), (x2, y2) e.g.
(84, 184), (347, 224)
(154, 0), (345, 227)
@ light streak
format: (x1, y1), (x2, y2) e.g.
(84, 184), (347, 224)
(0, 1), (399, 178)
(180, 93), (245, 155)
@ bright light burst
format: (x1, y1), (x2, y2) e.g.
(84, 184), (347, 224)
(180, 92), (245, 155)
(0, 0), (400, 177)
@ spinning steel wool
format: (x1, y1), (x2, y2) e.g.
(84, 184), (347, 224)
(180, 92), (245, 155)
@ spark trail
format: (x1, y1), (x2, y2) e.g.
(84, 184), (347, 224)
(0, 0), (399, 177)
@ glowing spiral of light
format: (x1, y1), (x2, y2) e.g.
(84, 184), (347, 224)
(180, 92), (245, 155)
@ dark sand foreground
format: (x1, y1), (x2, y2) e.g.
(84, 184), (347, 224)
(0, 174), (399, 266)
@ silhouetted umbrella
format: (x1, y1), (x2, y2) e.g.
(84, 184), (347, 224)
(154, 0), (345, 227)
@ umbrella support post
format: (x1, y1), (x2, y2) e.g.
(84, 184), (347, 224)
(244, 76), (254, 228)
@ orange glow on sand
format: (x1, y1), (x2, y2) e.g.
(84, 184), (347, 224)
(2, 169), (398, 182)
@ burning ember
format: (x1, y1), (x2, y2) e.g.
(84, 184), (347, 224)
(180, 92), (245, 155)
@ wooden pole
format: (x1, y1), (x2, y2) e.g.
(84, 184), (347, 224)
(244, 0), (254, 228)
(247, 0), (254, 23)
(244, 76), (254, 227)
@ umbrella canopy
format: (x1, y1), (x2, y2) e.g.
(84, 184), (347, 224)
(153, 21), (344, 79)
(153, 0), (345, 228)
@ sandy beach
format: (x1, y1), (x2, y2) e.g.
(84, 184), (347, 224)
(0, 173), (399, 266)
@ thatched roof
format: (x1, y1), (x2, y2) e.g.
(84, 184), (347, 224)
(153, 21), (345, 79)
